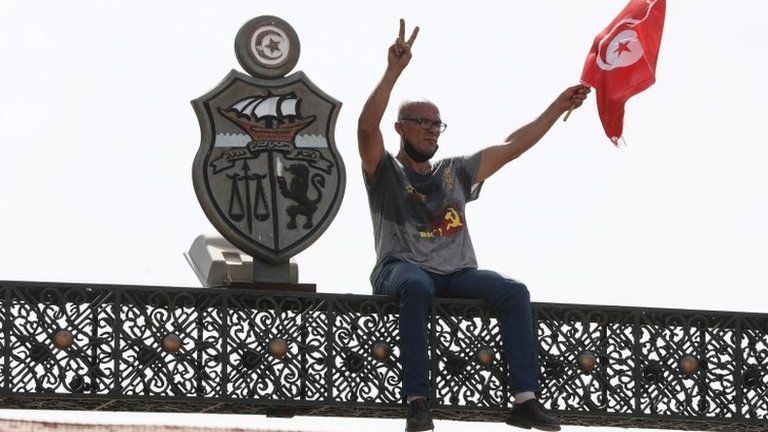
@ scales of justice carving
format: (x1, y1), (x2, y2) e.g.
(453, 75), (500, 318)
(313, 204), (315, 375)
(192, 16), (345, 274)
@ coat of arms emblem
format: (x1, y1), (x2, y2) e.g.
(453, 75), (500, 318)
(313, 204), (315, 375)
(192, 16), (345, 267)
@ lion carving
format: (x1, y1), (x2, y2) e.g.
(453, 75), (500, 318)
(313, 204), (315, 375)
(277, 163), (325, 230)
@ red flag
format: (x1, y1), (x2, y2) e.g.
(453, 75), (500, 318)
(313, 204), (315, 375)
(581, 0), (666, 145)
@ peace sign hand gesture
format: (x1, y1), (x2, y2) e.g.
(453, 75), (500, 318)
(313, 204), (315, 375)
(387, 19), (419, 74)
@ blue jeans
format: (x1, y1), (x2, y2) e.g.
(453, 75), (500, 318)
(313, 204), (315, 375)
(372, 259), (540, 399)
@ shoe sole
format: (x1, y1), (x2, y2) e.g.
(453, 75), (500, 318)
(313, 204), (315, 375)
(506, 418), (532, 430)
(405, 422), (435, 432)
(531, 424), (560, 432)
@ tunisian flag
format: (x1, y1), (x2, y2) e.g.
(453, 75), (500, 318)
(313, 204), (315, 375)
(581, 0), (666, 145)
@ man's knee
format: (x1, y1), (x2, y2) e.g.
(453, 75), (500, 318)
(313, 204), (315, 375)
(498, 279), (530, 306)
(398, 274), (435, 302)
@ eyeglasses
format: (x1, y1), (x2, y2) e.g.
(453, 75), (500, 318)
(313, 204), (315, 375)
(400, 117), (448, 133)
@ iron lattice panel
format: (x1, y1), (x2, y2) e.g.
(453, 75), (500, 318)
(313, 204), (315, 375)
(117, 289), (223, 398)
(331, 297), (401, 403)
(740, 315), (768, 418)
(432, 299), (507, 408)
(1, 280), (767, 431)
(225, 293), (329, 401)
(537, 306), (636, 415)
(6, 284), (116, 395)
(637, 311), (738, 418)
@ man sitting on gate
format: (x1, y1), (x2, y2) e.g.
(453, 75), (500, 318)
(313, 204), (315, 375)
(357, 19), (590, 432)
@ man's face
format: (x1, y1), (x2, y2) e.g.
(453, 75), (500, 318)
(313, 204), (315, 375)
(396, 103), (442, 157)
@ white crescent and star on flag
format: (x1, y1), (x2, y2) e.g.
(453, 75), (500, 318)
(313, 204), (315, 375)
(596, 22), (644, 71)
(595, 0), (661, 71)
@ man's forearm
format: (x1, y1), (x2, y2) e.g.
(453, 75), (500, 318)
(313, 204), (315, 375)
(503, 102), (564, 158)
(358, 68), (401, 134)
(357, 67), (403, 175)
(474, 85), (587, 182)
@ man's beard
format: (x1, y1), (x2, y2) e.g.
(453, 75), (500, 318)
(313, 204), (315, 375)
(403, 138), (438, 163)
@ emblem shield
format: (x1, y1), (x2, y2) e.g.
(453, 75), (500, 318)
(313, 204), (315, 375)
(192, 70), (345, 264)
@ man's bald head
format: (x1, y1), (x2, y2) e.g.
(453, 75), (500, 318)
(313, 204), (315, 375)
(397, 98), (439, 120)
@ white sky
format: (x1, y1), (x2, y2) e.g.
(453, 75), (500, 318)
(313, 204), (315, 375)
(1, 1), (766, 431)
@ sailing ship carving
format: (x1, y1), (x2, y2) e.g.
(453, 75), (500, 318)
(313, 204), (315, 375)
(217, 93), (315, 144)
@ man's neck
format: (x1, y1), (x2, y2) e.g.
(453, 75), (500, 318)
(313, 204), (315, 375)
(396, 150), (431, 174)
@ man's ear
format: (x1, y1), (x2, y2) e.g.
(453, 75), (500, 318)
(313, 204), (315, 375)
(394, 121), (404, 135)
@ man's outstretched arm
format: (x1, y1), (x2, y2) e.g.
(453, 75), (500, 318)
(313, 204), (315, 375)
(357, 19), (419, 177)
(474, 85), (590, 183)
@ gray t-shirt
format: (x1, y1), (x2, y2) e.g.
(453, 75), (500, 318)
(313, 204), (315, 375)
(365, 151), (484, 282)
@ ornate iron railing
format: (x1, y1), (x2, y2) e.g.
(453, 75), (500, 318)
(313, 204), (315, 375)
(0, 280), (766, 431)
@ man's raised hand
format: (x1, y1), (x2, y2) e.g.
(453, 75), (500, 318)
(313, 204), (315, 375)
(387, 19), (419, 74)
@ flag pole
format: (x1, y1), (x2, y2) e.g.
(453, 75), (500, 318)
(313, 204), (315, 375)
(562, 104), (575, 122)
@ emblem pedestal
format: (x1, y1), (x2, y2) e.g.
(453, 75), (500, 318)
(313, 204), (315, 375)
(253, 258), (296, 284)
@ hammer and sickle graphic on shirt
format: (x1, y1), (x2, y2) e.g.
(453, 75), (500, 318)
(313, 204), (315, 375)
(444, 208), (464, 230)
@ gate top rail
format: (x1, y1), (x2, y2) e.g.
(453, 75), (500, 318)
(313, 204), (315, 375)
(3, 279), (765, 318)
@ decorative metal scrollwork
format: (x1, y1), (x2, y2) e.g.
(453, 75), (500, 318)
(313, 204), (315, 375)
(0, 281), (766, 431)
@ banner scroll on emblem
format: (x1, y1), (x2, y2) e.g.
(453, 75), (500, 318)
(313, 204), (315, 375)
(192, 16), (345, 270)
